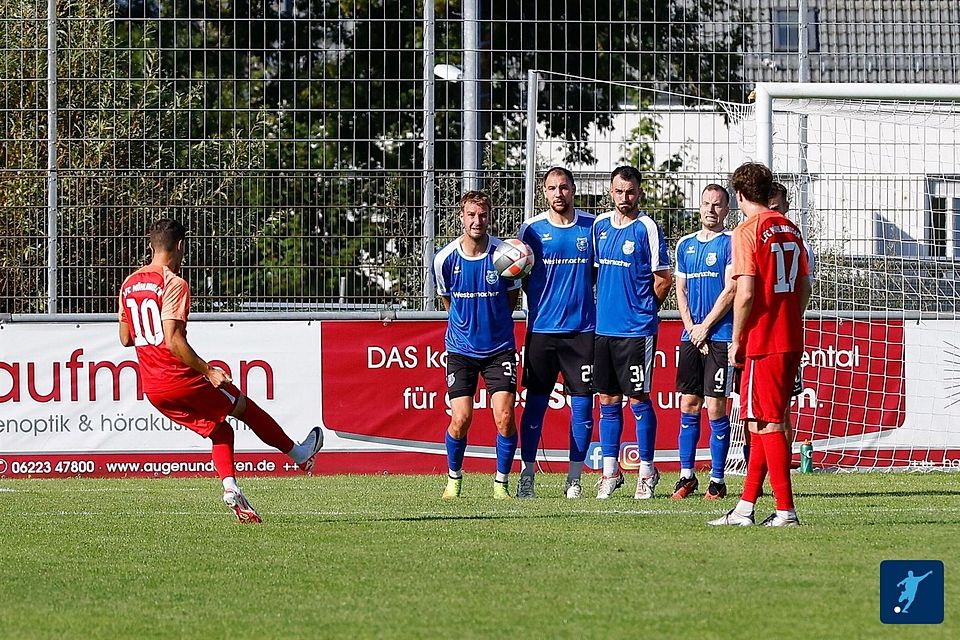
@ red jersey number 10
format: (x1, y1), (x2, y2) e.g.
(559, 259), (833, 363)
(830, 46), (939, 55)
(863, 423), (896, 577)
(124, 298), (164, 346)
(770, 241), (800, 293)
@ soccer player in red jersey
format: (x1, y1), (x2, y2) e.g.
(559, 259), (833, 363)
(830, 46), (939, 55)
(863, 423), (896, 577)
(709, 163), (811, 527)
(118, 219), (324, 524)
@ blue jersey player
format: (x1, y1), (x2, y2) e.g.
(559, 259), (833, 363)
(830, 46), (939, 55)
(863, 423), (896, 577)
(433, 191), (522, 500)
(672, 184), (736, 501)
(592, 166), (673, 499)
(516, 167), (596, 499)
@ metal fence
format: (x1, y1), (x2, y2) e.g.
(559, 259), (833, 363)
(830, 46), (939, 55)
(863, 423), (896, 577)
(4, 1), (960, 315)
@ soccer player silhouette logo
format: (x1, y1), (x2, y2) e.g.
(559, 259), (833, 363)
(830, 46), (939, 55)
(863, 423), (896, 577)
(896, 570), (933, 613)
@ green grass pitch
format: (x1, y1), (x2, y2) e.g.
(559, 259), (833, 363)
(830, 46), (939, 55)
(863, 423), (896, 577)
(1, 472), (957, 639)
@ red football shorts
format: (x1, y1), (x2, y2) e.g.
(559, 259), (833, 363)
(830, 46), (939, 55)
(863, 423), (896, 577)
(147, 378), (241, 438)
(738, 352), (803, 424)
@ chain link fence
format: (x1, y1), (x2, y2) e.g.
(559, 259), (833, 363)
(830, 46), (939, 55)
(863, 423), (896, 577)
(3, 1), (960, 315)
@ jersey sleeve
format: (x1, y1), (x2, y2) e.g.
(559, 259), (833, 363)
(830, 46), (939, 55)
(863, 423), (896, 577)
(433, 251), (449, 296)
(641, 216), (670, 272)
(732, 222), (757, 280)
(161, 276), (190, 322)
(674, 238), (688, 278)
(806, 244), (816, 283)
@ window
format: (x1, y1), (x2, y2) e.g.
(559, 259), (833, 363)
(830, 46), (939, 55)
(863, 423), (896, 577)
(772, 8), (820, 53)
(929, 196), (948, 258)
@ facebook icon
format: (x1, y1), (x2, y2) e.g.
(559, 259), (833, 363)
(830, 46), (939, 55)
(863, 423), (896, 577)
(880, 560), (944, 624)
(584, 442), (604, 470)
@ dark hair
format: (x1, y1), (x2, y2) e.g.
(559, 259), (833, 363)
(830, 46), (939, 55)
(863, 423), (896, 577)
(543, 166), (575, 186)
(149, 219), (187, 252)
(730, 162), (773, 205)
(702, 183), (730, 207)
(459, 190), (492, 213)
(610, 165), (643, 187)
(770, 181), (789, 202)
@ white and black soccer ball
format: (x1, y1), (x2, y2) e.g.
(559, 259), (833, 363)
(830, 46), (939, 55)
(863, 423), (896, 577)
(492, 238), (535, 279)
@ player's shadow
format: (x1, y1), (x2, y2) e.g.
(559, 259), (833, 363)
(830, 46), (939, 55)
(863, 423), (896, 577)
(318, 511), (643, 524)
(795, 488), (960, 498)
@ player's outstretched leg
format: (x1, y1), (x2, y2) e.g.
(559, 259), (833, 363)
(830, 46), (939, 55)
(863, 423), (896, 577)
(290, 426), (325, 472)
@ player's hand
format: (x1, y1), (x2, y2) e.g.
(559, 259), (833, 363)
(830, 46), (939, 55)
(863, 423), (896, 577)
(730, 338), (745, 368)
(206, 367), (232, 388)
(689, 324), (708, 347)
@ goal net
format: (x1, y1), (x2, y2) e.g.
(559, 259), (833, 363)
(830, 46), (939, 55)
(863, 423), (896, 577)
(524, 72), (960, 472)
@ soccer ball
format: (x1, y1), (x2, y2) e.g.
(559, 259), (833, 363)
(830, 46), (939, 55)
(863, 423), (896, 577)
(492, 238), (535, 279)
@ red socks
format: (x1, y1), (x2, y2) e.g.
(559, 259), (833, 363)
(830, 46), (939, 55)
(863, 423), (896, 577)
(240, 398), (295, 453)
(210, 423), (235, 479)
(761, 430), (795, 510)
(741, 429), (767, 503)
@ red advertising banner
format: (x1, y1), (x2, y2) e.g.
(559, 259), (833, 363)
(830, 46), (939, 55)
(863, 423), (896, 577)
(320, 318), (907, 455)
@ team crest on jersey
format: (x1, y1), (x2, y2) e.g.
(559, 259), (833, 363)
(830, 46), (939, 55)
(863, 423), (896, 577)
(705, 252), (717, 266)
(485, 270), (499, 284)
(576, 236), (588, 251)
(622, 240), (635, 255)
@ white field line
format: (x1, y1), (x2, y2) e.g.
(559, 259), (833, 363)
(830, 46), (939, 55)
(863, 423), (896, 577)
(9, 505), (960, 519)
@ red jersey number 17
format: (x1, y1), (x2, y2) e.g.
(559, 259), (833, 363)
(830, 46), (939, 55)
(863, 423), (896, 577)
(770, 241), (801, 293)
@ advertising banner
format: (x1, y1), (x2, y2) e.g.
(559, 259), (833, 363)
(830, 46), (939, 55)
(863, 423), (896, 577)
(1, 317), (954, 477)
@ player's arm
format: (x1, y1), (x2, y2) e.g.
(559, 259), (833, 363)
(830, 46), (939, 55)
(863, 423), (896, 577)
(439, 296), (451, 312)
(118, 319), (134, 347)
(695, 266), (736, 339)
(653, 269), (673, 309)
(797, 273), (812, 313)
(162, 319), (232, 388)
(675, 275), (695, 334)
(730, 274), (754, 366)
(508, 287), (521, 310)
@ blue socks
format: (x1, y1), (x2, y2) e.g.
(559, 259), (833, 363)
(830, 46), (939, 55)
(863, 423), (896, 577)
(445, 431), (467, 473)
(598, 403), (623, 458)
(569, 395), (594, 463)
(520, 393), (550, 463)
(709, 416), (731, 480)
(678, 411), (701, 470)
(496, 432), (518, 475)
(631, 399), (657, 462)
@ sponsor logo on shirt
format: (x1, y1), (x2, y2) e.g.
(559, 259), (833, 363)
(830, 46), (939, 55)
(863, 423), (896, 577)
(540, 232), (552, 241)
(622, 240), (635, 255)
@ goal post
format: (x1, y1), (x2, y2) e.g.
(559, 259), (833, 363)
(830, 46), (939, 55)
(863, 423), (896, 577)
(523, 71), (960, 473)
(744, 82), (960, 472)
